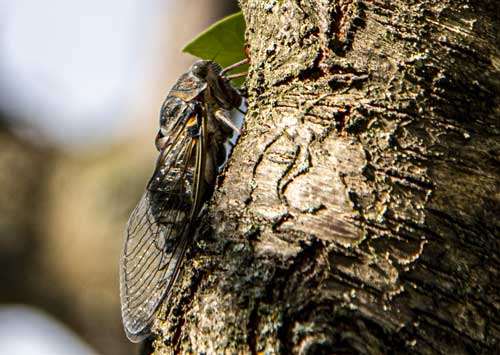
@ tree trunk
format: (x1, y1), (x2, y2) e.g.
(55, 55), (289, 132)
(151, 1), (499, 354)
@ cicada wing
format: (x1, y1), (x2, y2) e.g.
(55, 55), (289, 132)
(120, 123), (204, 342)
(120, 190), (190, 342)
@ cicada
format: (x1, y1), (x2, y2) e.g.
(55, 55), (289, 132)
(120, 59), (247, 342)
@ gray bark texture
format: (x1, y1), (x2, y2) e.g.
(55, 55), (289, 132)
(151, 1), (499, 354)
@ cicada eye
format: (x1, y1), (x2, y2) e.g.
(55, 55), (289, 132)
(191, 61), (209, 79)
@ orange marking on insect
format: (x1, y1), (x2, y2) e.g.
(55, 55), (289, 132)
(186, 115), (197, 128)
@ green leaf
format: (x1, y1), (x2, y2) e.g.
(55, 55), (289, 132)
(182, 12), (247, 84)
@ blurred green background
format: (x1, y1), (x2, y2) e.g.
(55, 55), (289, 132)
(0, 1), (239, 354)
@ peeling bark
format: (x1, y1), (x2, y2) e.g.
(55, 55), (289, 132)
(151, 1), (499, 354)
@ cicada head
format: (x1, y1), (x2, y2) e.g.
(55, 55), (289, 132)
(190, 60), (242, 110)
(190, 60), (221, 79)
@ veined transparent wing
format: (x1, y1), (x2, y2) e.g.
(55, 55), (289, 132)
(120, 108), (205, 342)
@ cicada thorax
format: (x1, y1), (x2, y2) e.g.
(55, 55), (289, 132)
(167, 69), (207, 102)
(156, 60), (243, 189)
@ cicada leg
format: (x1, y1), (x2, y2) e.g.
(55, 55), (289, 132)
(220, 58), (250, 76)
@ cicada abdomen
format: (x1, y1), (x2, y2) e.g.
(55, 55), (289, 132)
(120, 59), (246, 342)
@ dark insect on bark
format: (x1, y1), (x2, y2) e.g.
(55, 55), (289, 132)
(119, 60), (247, 342)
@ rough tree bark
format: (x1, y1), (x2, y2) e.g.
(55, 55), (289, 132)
(150, 1), (499, 354)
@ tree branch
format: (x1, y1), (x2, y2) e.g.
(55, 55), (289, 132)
(151, 1), (500, 353)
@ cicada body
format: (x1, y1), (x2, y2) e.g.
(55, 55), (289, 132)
(120, 60), (245, 342)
